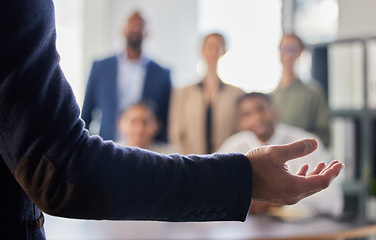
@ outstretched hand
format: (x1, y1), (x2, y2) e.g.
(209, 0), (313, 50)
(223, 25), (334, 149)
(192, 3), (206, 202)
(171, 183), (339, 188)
(246, 138), (344, 205)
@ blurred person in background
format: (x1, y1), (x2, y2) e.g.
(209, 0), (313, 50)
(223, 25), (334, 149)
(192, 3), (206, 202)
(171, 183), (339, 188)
(218, 92), (343, 217)
(82, 11), (172, 142)
(0, 1), (345, 238)
(272, 33), (330, 147)
(117, 100), (177, 154)
(169, 33), (244, 155)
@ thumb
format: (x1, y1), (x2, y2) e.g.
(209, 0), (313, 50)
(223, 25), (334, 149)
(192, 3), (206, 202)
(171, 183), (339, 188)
(270, 138), (318, 164)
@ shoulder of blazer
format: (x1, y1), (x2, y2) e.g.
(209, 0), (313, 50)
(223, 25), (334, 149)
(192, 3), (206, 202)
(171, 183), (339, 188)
(222, 83), (245, 95)
(146, 60), (170, 75)
(93, 55), (118, 70)
(90, 56), (118, 85)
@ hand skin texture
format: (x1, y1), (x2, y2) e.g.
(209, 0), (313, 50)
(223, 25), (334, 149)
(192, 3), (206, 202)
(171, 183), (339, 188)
(246, 138), (344, 205)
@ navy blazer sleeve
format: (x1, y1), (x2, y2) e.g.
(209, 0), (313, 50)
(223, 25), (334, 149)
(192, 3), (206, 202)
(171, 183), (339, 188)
(0, 0), (252, 223)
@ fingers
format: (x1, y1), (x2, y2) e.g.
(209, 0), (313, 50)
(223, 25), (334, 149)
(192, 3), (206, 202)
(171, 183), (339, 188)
(320, 162), (344, 181)
(321, 160), (340, 175)
(268, 138), (318, 164)
(288, 161), (344, 204)
(298, 162), (344, 195)
(297, 161), (339, 178)
(308, 162), (327, 176)
(296, 164), (309, 176)
(301, 161), (341, 177)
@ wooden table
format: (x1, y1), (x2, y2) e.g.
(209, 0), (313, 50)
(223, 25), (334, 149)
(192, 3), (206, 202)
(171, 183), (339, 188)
(44, 214), (376, 240)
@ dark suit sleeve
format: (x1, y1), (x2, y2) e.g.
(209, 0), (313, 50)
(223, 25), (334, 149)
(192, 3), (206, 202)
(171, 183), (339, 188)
(0, 0), (252, 222)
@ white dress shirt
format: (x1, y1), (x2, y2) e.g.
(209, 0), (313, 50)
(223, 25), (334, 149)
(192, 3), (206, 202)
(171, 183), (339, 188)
(117, 53), (149, 114)
(217, 123), (344, 216)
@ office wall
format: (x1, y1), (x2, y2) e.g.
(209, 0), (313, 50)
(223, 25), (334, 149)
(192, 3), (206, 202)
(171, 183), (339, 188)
(338, 0), (376, 38)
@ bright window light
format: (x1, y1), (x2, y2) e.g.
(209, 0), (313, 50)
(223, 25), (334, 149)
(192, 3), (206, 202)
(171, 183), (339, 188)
(198, 0), (282, 93)
(54, 0), (84, 106)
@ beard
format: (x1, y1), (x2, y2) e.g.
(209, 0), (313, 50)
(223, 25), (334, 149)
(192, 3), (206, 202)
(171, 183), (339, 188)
(127, 34), (143, 50)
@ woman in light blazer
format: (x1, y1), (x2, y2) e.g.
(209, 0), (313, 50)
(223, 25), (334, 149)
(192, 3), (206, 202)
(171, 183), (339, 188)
(169, 33), (244, 155)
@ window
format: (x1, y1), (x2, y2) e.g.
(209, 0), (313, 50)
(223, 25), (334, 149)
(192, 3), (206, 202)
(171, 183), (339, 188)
(54, 0), (84, 106)
(198, 0), (282, 92)
(294, 0), (338, 44)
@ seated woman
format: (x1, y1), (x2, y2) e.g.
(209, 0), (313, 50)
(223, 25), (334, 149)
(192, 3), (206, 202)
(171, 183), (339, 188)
(117, 100), (177, 154)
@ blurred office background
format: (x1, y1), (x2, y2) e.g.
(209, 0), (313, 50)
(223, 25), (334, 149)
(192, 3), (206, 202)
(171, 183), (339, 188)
(55, 0), (284, 105)
(47, 0), (376, 238)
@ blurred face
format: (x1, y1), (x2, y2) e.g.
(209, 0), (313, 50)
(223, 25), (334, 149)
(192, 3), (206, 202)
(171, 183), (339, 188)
(123, 13), (146, 50)
(118, 105), (158, 148)
(201, 35), (226, 67)
(238, 97), (277, 142)
(279, 35), (302, 68)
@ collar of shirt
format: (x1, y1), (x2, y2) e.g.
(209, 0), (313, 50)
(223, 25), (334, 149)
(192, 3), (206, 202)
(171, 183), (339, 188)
(273, 78), (304, 96)
(198, 79), (226, 91)
(117, 53), (150, 67)
(276, 78), (305, 93)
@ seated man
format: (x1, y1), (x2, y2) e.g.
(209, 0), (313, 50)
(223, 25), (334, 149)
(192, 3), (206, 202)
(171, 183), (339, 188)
(218, 92), (343, 217)
(117, 100), (177, 154)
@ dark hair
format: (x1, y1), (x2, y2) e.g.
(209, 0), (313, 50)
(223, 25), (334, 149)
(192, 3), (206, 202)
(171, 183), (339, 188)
(118, 99), (158, 119)
(202, 32), (227, 50)
(126, 11), (146, 25)
(237, 92), (272, 106)
(280, 33), (304, 51)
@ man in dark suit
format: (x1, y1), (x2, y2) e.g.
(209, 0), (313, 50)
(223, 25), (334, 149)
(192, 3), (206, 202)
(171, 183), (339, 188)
(82, 12), (171, 142)
(0, 1), (344, 239)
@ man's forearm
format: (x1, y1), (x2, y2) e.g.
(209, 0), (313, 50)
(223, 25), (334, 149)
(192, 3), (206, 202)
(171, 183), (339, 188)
(0, 0), (253, 222)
